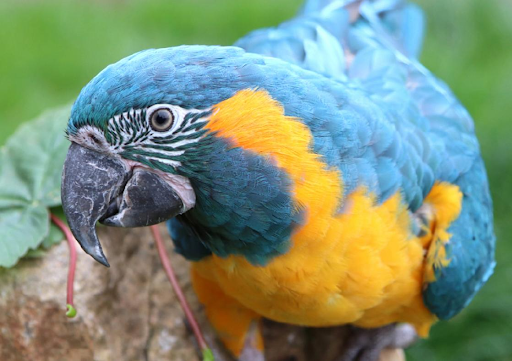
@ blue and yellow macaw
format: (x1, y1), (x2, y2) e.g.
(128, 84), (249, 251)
(61, 0), (495, 359)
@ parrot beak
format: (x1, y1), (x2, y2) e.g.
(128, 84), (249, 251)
(61, 143), (184, 267)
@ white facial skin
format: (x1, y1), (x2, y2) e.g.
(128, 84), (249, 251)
(68, 104), (211, 212)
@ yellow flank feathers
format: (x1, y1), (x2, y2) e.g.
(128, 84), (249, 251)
(191, 267), (264, 356)
(423, 182), (463, 283)
(192, 90), (462, 351)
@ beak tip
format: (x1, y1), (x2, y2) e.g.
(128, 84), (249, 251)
(94, 256), (110, 268)
(79, 238), (111, 267)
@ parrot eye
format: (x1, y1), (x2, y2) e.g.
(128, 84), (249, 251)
(150, 108), (174, 132)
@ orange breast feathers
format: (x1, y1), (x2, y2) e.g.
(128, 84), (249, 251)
(194, 89), (439, 336)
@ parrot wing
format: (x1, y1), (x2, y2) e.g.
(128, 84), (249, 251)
(236, 0), (495, 319)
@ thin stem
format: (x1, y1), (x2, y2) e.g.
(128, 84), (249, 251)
(50, 213), (77, 318)
(150, 225), (209, 352)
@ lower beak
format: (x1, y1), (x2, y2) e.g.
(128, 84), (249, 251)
(61, 143), (184, 267)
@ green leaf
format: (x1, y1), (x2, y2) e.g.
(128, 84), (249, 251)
(23, 248), (47, 259)
(0, 105), (71, 268)
(1, 106), (71, 207)
(0, 205), (49, 267)
(22, 215), (64, 259)
(42, 221), (64, 249)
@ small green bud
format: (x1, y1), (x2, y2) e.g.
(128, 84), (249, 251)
(203, 348), (214, 361)
(66, 304), (77, 318)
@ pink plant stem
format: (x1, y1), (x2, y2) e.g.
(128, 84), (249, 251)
(150, 225), (209, 352)
(50, 213), (77, 308)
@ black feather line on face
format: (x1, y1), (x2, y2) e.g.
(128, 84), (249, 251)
(107, 107), (212, 172)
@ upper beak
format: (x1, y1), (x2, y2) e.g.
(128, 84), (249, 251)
(61, 143), (184, 267)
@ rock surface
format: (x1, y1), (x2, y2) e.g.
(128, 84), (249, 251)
(0, 226), (406, 361)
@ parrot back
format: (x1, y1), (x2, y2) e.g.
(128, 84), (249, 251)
(236, 0), (496, 320)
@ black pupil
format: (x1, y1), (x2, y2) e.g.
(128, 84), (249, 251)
(154, 110), (170, 126)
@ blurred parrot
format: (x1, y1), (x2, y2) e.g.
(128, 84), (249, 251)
(61, 0), (495, 359)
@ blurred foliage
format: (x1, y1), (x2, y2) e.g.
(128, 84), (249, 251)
(0, 0), (298, 144)
(0, 106), (69, 267)
(0, 0), (511, 359)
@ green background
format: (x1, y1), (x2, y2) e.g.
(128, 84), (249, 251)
(0, 0), (511, 360)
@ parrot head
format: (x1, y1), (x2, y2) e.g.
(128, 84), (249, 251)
(62, 45), (303, 267)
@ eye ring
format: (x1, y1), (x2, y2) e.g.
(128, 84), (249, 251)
(149, 108), (175, 132)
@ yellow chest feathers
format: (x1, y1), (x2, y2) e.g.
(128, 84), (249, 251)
(194, 187), (435, 334)
(194, 89), (438, 334)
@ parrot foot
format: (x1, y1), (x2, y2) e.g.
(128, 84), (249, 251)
(337, 324), (417, 361)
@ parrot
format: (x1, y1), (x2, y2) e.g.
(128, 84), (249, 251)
(60, 0), (496, 360)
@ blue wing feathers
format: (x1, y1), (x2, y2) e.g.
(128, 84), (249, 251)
(424, 157), (496, 319)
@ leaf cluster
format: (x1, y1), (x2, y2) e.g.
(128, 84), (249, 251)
(0, 106), (71, 267)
